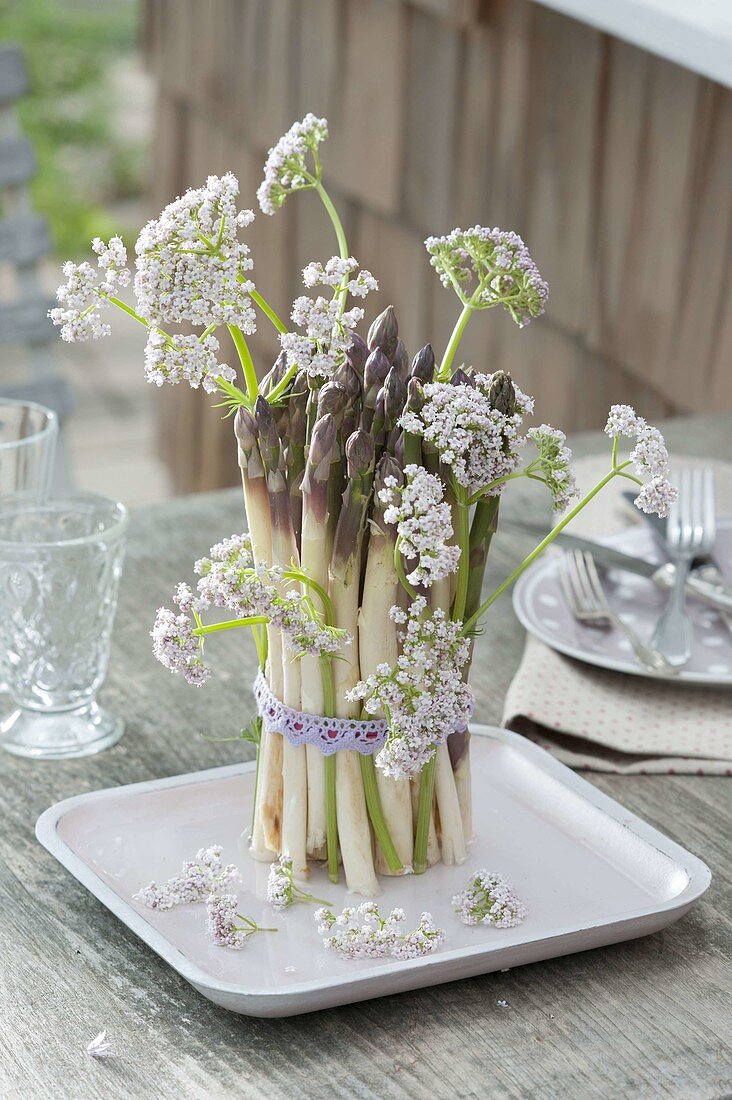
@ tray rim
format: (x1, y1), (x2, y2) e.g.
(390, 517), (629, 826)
(512, 519), (732, 685)
(35, 725), (712, 1005)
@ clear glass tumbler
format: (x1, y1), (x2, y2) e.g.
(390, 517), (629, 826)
(0, 398), (58, 495)
(0, 492), (128, 759)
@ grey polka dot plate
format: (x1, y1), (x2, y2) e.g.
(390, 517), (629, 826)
(512, 519), (732, 685)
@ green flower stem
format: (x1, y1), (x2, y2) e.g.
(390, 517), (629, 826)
(106, 295), (149, 328)
(438, 301), (474, 381)
(394, 537), (418, 600)
(193, 616), (268, 637)
(313, 179), (349, 262)
(267, 361), (300, 404)
(227, 324), (259, 403)
(320, 655), (340, 884)
(413, 755), (436, 874)
(452, 488), (471, 622)
(251, 288), (288, 334)
(282, 568), (335, 624)
(461, 463), (630, 637)
(468, 468), (531, 505)
(358, 754), (404, 873)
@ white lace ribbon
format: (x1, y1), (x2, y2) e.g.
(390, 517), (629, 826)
(253, 670), (388, 756)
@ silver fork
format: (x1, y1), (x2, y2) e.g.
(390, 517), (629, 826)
(650, 466), (716, 667)
(560, 550), (673, 674)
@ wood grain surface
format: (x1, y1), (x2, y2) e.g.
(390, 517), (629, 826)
(1, 415), (730, 1098)
(139, 0), (732, 493)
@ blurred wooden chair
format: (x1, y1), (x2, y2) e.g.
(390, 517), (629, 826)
(0, 43), (73, 486)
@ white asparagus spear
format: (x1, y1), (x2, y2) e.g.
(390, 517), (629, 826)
(329, 430), (379, 895)
(257, 397), (309, 878)
(358, 455), (413, 873)
(300, 414), (338, 859)
(235, 408), (282, 860)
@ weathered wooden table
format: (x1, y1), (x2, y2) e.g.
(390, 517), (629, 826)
(2, 416), (731, 1099)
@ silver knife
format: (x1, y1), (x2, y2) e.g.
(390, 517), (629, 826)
(518, 525), (732, 613)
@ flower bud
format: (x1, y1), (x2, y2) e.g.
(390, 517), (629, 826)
(367, 305), (398, 362)
(333, 359), (361, 399)
(488, 370), (516, 415)
(302, 413), (337, 493)
(260, 350), (288, 396)
(410, 344), (435, 384)
(317, 381), (350, 423)
(233, 406), (258, 456)
(384, 366), (406, 428)
(347, 332), (368, 376)
(392, 338), (409, 380)
(254, 395), (280, 471)
(374, 452), (404, 500)
(450, 367), (475, 388)
(345, 429), (375, 480)
(406, 376), (425, 415)
(363, 347), (390, 392)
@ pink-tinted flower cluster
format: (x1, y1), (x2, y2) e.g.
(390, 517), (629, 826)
(133, 846), (237, 910)
(400, 374), (533, 495)
(314, 902), (445, 960)
(135, 173), (256, 332)
(348, 597), (473, 779)
(266, 854), (331, 911)
(49, 236), (131, 341)
(379, 464), (460, 587)
(257, 113), (328, 215)
(150, 605), (210, 687)
(604, 405), (677, 518)
(143, 331), (235, 392)
(526, 424), (579, 512)
(425, 226), (548, 326)
(206, 894), (275, 949)
(452, 869), (527, 928)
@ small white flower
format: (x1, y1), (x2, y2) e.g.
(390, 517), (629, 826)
(87, 1031), (115, 1059)
(424, 226), (548, 326)
(133, 846), (237, 909)
(452, 870), (526, 928)
(266, 854), (331, 911)
(257, 114), (329, 215)
(50, 237), (131, 342)
(379, 464), (460, 586)
(348, 597), (473, 779)
(527, 425), (579, 512)
(314, 903), (444, 960)
(400, 374), (533, 494)
(604, 405), (677, 518)
(150, 607), (210, 686)
(206, 894), (277, 949)
(135, 173), (256, 331)
(143, 330), (235, 392)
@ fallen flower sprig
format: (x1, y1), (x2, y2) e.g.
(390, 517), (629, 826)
(314, 902), (445, 960)
(86, 1031), (115, 1060)
(266, 855), (331, 911)
(206, 894), (278, 949)
(133, 845), (237, 910)
(452, 870), (527, 928)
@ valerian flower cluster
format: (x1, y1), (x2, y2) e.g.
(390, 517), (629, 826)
(348, 598), (473, 779)
(206, 894), (276, 949)
(526, 424), (579, 512)
(314, 903), (445, 960)
(266, 855), (331, 911)
(605, 405), (677, 518)
(452, 870), (527, 928)
(379, 464), (460, 587)
(50, 236), (131, 341)
(257, 113), (329, 215)
(400, 373), (534, 494)
(425, 226), (549, 327)
(133, 845), (237, 910)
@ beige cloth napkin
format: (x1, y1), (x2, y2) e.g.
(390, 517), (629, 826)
(502, 456), (732, 775)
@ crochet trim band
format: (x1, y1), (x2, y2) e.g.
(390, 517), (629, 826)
(253, 670), (388, 756)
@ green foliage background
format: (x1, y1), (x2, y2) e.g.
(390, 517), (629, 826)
(0, 0), (144, 256)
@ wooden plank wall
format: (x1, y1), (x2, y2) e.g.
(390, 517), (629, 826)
(140, 0), (732, 493)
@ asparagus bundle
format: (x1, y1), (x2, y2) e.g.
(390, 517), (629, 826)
(62, 116), (674, 900)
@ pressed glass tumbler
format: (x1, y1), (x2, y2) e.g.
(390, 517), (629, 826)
(0, 492), (128, 758)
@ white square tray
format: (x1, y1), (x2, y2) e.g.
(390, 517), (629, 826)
(36, 726), (710, 1017)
